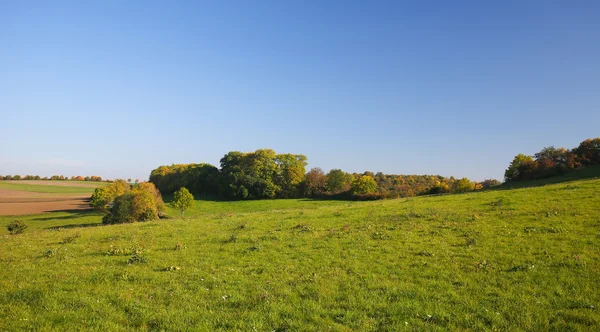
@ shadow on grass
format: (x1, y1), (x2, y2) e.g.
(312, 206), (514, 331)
(46, 222), (103, 230)
(32, 209), (101, 220)
(162, 193), (349, 204)
(31, 209), (99, 221)
(490, 165), (600, 192)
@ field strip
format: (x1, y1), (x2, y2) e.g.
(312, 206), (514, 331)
(0, 198), (92, 215)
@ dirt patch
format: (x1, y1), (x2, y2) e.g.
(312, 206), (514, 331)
(0, 198), (92, 216)
(0, 187), (94, 215)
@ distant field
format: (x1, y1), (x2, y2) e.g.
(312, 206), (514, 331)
(0, 180), (105, 194)
(0, 181), (105, 216)
(1, 178), (599, 330)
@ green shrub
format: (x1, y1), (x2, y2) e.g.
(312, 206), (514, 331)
(7, 220), (27, 235)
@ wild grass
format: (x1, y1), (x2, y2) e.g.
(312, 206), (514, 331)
(0, 179), (599, 330)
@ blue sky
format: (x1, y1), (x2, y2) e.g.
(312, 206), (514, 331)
(1, 1), (599, 181)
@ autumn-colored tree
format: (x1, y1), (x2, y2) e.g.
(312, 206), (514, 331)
(452, 178), (474, 193)
(110, 179), (131, 197)
(13, 175), (22, 180)
(304, 168), (327, 196)
(136, 182), (166, 215)
(480, 179), (501, 188)
(102, 191), (158, 224)
(504, 154), (536, 181)
(90, 187), (114, 212)
(90, 179), (132, 212)
(100, 182), (164, 224)
(574, 138), (600, 166)
(351, 175), (378, 195)
(275, 153), (307, 198)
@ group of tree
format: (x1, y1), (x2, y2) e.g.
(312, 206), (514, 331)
(91, 180), (194, 224)
(150, 149), (309, 200)
(150, 148), (496, 201)
(91, 180), (167, 224)
(504, 137), (600, 182)
(0, 174), (106, 182)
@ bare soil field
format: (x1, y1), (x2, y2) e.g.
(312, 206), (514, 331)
(0, 187), (92, 216)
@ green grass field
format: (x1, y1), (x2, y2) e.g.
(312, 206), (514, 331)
(0, 181), (106, 194)
(1, 178), (599, 330)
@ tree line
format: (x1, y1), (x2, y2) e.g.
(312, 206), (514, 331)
(0, 175), (107, 182)
(149, 148), (497, 201)
(504, 137), (600, 181)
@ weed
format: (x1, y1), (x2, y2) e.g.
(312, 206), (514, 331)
(370, 232), (390, 240)
(490, 199), (504, 207)
(44, 248), (57, 258)
(7, 220), (27, 235)
(246, 245), (261, 252)
(292, 224), (313, 233)
(465, 237), (476, 247)
(416, 250), (434, 257)
(106, 245), (125, 256)
(61, 233), (81, 244)
(128, 254), (148, 265)
(224, 233), (238, 243)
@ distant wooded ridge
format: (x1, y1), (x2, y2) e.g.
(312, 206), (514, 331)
(0, 175), (109, 182)
(504, 137), (600, 181)
(149, 149), (499, 201)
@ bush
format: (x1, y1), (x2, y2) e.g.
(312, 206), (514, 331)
(90, 187), (114, 211)
(7, 220), (27, 235)
(135, 182), (166, 215)
(102, 191), (158, 224)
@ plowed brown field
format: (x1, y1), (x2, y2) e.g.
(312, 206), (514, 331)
(0, 188), (92, 215)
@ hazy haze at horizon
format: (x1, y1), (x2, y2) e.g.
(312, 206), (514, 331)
(1, 1), (599, 181)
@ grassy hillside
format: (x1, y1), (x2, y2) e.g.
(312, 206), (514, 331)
(497, 164), (600, 190)
(1, 179), (599, 330)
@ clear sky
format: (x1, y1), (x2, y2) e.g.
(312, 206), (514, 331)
(1, 1), (599, 181)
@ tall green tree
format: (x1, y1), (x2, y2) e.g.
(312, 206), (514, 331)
(326, 169), (353, 194)
(172, 187), (195, 218)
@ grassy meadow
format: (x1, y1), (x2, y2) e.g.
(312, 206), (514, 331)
(1, 178), (599, 330)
